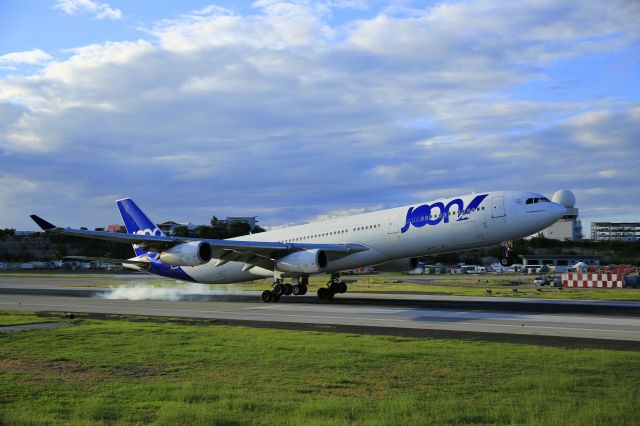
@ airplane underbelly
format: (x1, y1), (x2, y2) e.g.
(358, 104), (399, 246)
(183, 262), (260, 284)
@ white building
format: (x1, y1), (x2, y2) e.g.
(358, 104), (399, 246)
(540, 190), (582, 241)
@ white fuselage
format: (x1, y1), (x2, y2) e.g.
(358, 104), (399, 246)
(176, 191), (566, 284)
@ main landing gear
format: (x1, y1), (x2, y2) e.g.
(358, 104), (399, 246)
(317, 273), (348, 301)
(260, 273), (349, 303)
(261, 276), (308, 303)
(500, 240), (514, 267)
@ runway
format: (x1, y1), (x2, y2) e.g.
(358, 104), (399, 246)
(1, 274), (639, 349)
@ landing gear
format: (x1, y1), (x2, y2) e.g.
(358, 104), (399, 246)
(272, 282), (284, 296)
(500, 241), (514, 267)
(317, 273), (348, 301)
(261, 276), (308, 302)
(292, 284), (308, 295)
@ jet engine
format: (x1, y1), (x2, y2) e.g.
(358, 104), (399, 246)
(276, 249), (327, 273)
(374, 257), (419, 272)
(157, 241), (212, 267)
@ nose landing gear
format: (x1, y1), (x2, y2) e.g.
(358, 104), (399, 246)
(500, 240), (514, 266)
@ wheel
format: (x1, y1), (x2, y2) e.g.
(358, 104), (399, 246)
(272, 283), (284, 296)
(261, 290), (273, 303)
(326, 290), (334, 300)
(271, 293), (280, 302)
(299, 285), (308, 295)
(500, 257), (513, 267)
(317, 287), (329, 300)
(292, 285), (301, 295)
(283, 284), (293, 296)
(337, 281), (347, 294)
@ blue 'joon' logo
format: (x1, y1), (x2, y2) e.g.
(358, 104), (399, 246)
(400, 194), (488, 233)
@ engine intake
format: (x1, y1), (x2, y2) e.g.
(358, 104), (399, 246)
(276, 249), (327, 273)
(158, 241), (212, 267)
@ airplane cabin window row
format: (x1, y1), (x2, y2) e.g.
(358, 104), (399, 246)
(281, 223), (383, 243)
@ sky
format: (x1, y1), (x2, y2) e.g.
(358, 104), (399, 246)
(0, 0), (639, 235)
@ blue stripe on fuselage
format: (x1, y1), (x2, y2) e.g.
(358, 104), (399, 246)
(148, 261), (195, 282)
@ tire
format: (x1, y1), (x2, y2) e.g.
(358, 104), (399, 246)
(283, 284), (293, 296)
(337, 281), (347, 294)
(317, 287), (329, 300)
(272, 283), (284, 296)
(500, 257), (513, 267)
(292, 285), (301, 295)
(326, 290), (334, 300)
(261, 290), (273, 303)
(271, 293), (280, 302)
(299, 285), (308, 295)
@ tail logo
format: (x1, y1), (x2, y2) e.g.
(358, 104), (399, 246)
(134, 227), (162, 236)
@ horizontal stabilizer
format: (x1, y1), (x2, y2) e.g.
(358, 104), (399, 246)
(63, 256), (151, 267)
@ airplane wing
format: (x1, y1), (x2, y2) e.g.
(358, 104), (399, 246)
(31, 215), (368, 269)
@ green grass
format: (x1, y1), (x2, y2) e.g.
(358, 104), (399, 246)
(0, 311), (58, 326)
(0, 313), (638, 425)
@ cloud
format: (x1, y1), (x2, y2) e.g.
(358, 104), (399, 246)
(0, 49), (52, 65)
(54, 0), (122, 20)
(0, 0), (639, 230)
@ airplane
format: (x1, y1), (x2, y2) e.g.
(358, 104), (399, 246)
(30, 190), (569, 302)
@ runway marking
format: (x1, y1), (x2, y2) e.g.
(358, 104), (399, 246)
(3, 301), (640, 338)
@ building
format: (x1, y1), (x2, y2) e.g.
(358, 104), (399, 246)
(540, 190), (582, 240)
(106, 224), (126, 233)
(157, 221), (196, 235)
(223, 216), (258, 229)
(518, 255), (600, 273)
(591, 222), (640, 241)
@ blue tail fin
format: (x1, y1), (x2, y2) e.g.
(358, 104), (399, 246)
(116, 198), (164, 256)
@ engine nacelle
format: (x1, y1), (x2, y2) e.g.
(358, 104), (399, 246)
(157, 242), (212, 267)
(276, 249), (327, 273)
(374, 257), (419, 272)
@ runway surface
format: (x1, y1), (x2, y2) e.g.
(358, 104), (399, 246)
(1, 274), (639, 349)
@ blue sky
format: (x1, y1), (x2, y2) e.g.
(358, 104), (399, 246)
(1, 0), (639, 235)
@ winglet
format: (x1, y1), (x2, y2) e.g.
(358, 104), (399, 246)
(30, 215), (58, 231)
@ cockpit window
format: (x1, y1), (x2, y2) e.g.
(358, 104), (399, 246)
(526, 197), (551, 204)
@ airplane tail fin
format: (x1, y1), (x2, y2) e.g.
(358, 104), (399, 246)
(116, 198), (164, 256)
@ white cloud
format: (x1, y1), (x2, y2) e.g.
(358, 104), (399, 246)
(0, 1), (639, 230)
(54, 0), (122, 20)
(0, 49), (52, 65)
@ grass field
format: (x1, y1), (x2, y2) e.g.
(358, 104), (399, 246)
(0, 311), (57, 326)
(1, 312), (639, 425)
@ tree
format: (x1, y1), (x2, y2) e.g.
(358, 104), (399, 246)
(0, 228), (16, 239)
(172, 225), (191, 237)
(227, 221), (252, 237)
(252, 226), (266, 233)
